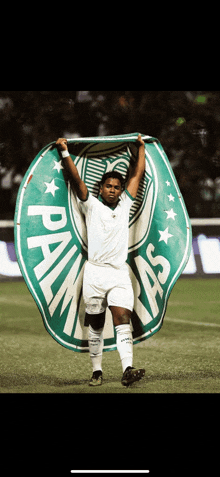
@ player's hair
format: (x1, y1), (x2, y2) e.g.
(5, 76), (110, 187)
(100, 170), (125, 190)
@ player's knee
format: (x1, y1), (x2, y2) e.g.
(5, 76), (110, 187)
(119, 314), (130, 326)
(84, 311), (106, 330)
(110, 306), (132, 326)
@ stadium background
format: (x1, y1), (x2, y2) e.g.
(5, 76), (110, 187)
(1, 91), (219, 475)
(1, 90), (220, 221)
(1, 91), (220, 279)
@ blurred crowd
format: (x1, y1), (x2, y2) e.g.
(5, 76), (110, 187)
(1, 90), (220, 219)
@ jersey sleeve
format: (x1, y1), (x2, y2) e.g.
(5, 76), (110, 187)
(77, 192), (97, 216)
(124, 188), (136, 202)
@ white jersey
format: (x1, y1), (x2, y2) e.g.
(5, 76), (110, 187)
(78, 190), (135, 269)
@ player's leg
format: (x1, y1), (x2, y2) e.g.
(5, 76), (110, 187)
(86, 311), (105, 385)
(109, 305), (133, 370)
(107, 267), (135, 374)
(82, 262), (107, 386)
(109, 302), (145, 386)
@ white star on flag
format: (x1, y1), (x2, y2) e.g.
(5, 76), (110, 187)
(166, 180), (171, 186)
(168, 193), (175, 202)
(158, 227), (173, 244)
(44, 179), (59, 197)
(165, 208), (177, 220)
(53, 160), (64, 173)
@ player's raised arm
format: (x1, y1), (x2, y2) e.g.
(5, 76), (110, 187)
(56, 138), (88, 201)
(126, 134), (145, 199)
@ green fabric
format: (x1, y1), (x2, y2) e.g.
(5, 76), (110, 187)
(14, 133), (192, 352)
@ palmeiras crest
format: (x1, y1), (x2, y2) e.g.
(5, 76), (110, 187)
(14, 133), (192, 352)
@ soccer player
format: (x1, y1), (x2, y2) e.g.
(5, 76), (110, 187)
(56, 135), (146, 386)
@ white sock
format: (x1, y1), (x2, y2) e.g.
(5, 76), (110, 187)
(115, 324), (133, 373)
(88, 325), (103, 372)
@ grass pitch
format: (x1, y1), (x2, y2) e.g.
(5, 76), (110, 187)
(1, 278), (220, 393)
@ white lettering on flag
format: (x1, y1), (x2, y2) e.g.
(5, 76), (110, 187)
(27, 232), (72, 280)
(28, 205), (67, 231)
(134, 255), (163, 318)
(39, 245), (78, 305)
(146, 243), (170, 284)
(48, 253), (85, 336)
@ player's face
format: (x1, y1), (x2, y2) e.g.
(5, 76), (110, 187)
(100, 178), (122, 205)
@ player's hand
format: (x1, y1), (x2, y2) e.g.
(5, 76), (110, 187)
(136, 134), (145, 147)
(56, 138), (68, 151)
(137, 134), (144, 146)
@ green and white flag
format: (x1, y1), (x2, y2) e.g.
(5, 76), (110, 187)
(14, 133), (192, 352)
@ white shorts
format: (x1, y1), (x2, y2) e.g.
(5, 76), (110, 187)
(83, 261), (134, 315)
